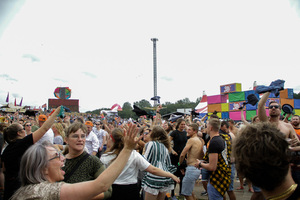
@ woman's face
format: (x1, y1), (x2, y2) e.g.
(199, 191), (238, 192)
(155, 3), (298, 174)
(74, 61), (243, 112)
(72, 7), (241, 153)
(162, 122), (168, 130)
(178, 121), (186, 131)
(46, 146), (65, 183)
(17, 124), (26, 138)
(65, 129), (86, 153)
(51, 125), (57, 134)
(143, 130), (151, 143)
(107, 134), (114, 149)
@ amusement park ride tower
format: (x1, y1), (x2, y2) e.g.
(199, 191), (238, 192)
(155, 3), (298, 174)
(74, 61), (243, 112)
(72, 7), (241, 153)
(151, 38), (158, 106)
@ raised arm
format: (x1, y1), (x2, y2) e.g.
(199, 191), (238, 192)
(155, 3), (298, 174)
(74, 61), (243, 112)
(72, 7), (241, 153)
(32, 106), (61, 143)
(60, 123), (141, 200)
(240, 107), (250, 125)
(257, 92), (270, 122)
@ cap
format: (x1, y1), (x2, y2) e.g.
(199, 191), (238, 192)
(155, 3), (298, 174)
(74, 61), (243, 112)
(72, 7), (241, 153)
(38, 115), (47, 122)
(246, 94), (259, 106)
(282, 104), (294, 114)
(85, 121), (93, 127)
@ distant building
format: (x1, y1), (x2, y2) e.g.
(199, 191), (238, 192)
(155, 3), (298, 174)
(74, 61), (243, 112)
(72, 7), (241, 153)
(48, 87), (79, 112)
(48, 99), (79, 112)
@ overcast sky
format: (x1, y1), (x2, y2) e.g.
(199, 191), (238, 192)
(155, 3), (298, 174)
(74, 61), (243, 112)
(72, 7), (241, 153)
(0, 0), (300, 112)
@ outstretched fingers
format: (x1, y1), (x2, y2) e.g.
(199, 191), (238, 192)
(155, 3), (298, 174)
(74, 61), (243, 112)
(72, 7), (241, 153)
(124, 123), (141, 150)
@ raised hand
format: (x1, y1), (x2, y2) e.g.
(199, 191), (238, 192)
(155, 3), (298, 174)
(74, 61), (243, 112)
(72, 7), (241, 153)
(123, 123), (142, 150)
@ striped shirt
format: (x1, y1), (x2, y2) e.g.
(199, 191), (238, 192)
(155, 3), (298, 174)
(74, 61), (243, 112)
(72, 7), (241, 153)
(142, 141), (176, 189)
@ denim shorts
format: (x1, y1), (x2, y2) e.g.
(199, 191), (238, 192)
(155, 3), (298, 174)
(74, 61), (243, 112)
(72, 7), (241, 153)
(201, 168), (210, 181)
(207, 182), (223, 200)
(181, 166), (201, 196)
(228, 164), (235, 191)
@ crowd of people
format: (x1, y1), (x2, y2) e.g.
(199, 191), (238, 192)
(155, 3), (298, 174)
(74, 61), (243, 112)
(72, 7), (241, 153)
(0, 90), (299, 199)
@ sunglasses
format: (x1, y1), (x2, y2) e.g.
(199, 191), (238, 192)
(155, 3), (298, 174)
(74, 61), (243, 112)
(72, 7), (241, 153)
(144, 132), (150, 135)
(25, 124), (31, 127)
(95, 124), (100, 125)
(269, 105), (279, 109)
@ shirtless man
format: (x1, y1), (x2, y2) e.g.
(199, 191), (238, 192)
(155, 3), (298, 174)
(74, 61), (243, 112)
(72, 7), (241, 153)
(179, 123), (204, 200)
(291, 115), (300, 136)
(257, 92), (299, 145)
(228, 119), (238, 136)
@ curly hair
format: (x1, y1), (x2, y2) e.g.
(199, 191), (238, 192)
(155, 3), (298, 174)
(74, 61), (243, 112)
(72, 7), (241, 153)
(233, 122), (291, 191)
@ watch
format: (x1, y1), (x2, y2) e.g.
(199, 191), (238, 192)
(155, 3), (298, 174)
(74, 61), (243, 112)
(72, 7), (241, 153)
(198, 161), (202, 168)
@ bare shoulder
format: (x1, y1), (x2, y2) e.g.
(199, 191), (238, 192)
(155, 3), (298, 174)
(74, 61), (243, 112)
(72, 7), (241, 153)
(191, 136), (203, 145)
(281, 120), (294, 129)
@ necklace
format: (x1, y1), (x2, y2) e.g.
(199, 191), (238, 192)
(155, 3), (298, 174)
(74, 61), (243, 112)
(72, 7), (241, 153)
(266, 184), (297, 200)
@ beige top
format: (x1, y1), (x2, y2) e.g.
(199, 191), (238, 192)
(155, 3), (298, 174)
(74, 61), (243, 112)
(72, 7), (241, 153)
(11, 181), (64, 200)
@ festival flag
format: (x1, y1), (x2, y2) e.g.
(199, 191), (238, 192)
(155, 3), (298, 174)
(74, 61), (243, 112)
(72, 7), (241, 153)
(42, 103), (47, 108)
(5, 92), (9, 103)
(19, 97), (23, 106)
(14, 98), (16, 106)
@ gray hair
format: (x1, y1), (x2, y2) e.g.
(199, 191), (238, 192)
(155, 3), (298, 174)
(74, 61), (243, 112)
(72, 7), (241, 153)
(19, 141), (53, 186)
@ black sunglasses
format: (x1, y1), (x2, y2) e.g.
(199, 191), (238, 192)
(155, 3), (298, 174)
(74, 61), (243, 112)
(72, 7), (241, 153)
(269, 105), (279, 109)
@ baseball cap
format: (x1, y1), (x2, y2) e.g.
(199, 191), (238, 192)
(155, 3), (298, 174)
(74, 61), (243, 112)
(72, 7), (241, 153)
(38, 115), (47, 122)
(85, 121), (93, 127)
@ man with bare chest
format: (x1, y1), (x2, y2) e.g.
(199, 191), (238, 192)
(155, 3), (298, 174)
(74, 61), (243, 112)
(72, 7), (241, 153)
(258, 92), (299, 145)
(179, 123), (204, 200)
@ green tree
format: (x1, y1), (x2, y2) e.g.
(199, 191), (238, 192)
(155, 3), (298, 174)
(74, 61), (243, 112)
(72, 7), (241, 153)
(294, 92), (300, 99)
(119, 102), (134, 119)
(133, 99), (152, 109)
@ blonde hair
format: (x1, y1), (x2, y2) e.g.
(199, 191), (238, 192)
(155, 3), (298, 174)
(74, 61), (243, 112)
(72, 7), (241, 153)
(53, 123), (66, 140)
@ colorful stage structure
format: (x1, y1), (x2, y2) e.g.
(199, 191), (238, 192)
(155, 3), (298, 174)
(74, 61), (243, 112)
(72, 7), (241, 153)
(196, 83), (300, 121)
(48, 87), (79, 112)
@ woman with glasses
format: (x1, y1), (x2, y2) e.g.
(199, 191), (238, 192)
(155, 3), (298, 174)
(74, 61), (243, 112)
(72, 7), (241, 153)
(100, 127), (179, 200)
(10, 124), (141, 200)
(1, 107), (61, 200)
(62, 122), (112, 199)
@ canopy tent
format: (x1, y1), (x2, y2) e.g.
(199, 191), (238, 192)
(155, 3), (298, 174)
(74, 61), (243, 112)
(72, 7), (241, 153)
(195, 94), (208, 114)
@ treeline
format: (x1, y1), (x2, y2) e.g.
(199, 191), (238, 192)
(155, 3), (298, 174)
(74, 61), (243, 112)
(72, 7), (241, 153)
(87, 97), (201, 119)
(87, 92), (300, 119)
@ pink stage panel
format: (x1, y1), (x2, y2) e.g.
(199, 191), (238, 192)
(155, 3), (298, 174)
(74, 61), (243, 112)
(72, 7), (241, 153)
(229, 111), (246, 121)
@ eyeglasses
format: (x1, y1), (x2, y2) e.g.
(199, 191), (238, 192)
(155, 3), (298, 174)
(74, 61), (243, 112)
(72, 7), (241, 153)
(70, 134), (86, 139)
(269, 105), (280, 109)
(48, 152), (63, 162)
